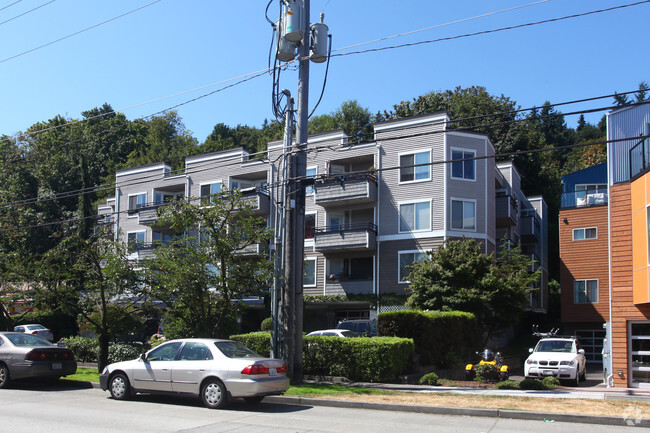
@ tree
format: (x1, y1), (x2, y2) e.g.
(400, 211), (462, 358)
(309, 100), (374, 143)
(142, 188), (273, 339)
(406, 238), (539, 341)
(33, 232), (144, 371)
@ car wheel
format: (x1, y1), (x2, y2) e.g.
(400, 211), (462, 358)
(244, 396), (264, 404)
(0, 364), (10, 389)
(579, 367), (587, 382)
(570, 373), (579, 387)
(201, 379), (228, 409)
(109, 373), (131, 400)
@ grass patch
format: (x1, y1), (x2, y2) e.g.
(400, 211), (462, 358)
(61, 367), (100, 383)
(285, 383), (389, 396)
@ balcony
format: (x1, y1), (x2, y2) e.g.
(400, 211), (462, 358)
(631, 137), (650, 181)
(239, 189), (270, 215)
(314, 173), (377, 207)
(560, 191), (608, 209)
(137, 203), (169, 225)
(129, 243), (157, 261)
(314, 223), (377, 252)
(495, 194), (518, 227)
(520, 214), (541, 242)
(236, 240), (269, 256)
(324, 279), (373, 296)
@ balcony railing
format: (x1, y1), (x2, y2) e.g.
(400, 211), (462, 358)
(314, 222), (377, 252)
(238, 189), (270, 215)
(520, 214), (541, 242)
(631, 138), (650, 181)
(314, 172), (377, 207)
(560, 191), (608, 209)
(495, 194), (518, 227)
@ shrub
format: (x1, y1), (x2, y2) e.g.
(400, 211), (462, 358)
(260, 317), (272, 331)
(474, 363), (500, 382)
(62, 336), (98, 362)
(230, 332), (272, 357)
(496, 380), (520, 389)
(108, 344), (142, 363)
(519, 378), (547, 390)
(419, 372), (438, 386)
(541, 376), (560, 389)
(377, 310), (479, 368)
(148, 334), (166, 348)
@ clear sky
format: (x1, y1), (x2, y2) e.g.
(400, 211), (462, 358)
(1, 0), (648, 143)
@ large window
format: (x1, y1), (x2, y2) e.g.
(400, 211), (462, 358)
(305, 213), (316, 240)
(574, 279), (598, 304)
(127, 231), (145, 253)
(399, 150), (430, 183)
(305, 167), (317, 195)
(451, 199), (476, 230)
(200, 182), (222, 204)
(304, 258), (316, 287)
(128, 193), (147, 211)
(451, 149), (475, 180)
(573, 227), (597, 241)
(399, 201), (430, 232)
(575, 184), (607, 207)
(399, 251), (427, 283)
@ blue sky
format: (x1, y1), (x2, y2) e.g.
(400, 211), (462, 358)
(1, 0), (647, 143)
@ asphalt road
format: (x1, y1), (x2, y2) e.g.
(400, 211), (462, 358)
(0, 381), (641, 433)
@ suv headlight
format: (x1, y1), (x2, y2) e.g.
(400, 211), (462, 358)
(560, 360), (575, 366)
(526, 359), (538, 365)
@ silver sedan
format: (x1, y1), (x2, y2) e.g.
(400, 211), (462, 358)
(0, 332), (77, 388)
(99, 338), (289, 409)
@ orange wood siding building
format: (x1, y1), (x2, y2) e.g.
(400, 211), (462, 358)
(559, 205), (609, 324)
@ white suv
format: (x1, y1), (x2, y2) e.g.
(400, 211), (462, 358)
(524, 337), (587, 386)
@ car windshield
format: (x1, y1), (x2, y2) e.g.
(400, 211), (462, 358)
(26, 325), (47, 330)
(5, 333), (52, 347)
(535, 340), (574, 353)
(214, 341), (261, 358)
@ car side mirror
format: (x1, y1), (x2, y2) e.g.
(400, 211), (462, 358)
(528, 348), (533, 354)
(578, 349), (585, 355)
(140, 353), (148, 362)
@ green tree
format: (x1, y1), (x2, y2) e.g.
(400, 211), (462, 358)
(406, 238), (539, 341)
(33, 232), (144, 371)
(309, 100), (374, 143)
(143, 188), (273, 338)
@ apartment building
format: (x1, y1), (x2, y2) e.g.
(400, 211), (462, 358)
(604, 103), (650, 388)
(99, 112), (548, 331)
(559, 163), (609, 365)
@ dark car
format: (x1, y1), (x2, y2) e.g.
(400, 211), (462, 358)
(336, 319), (377, 337)
(0, 332), (77, 388)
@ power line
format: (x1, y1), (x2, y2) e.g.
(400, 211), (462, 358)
(0, 0), (162, 64)
(329, 1), (650, 59)
(0, 0), (53, 25)
(0, 1), (25, 12)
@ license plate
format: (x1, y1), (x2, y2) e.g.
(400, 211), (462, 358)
(269, 368), (277, 376)
(543, 370), (553, 376)
(52, 363), (62, 370)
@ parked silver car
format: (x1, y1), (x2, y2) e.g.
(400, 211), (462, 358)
(13, 324), (54, 342)
(0, 332), (77, 388)
(307, 329), (358, 337)
(99, 338), (289, 409)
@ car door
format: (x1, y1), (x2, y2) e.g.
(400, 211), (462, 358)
(171, 342), (214, 394)
(131, 341), (181, 392)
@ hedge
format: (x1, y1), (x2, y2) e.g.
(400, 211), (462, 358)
(377, 310), (480, 368)
(61, 336), (144, 365)
(230, 332), (414, 383)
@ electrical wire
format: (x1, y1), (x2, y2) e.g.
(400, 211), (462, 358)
(0, 0), (53, 26)
(0, 0), (163, 64)
(0, 0), (25, 12)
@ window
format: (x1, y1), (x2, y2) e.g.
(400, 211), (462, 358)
(153, 231), (174, 245)
(179, 342), (213, 361)
(399, 201), (430, 232)
(127, 232), (145, 253)
(451, 149), (475, 180)
(399, 150), (430, 183)
(574, 279), (598, 304)
(304, 258), (316, 286)
(200, 182), (222, 203)
(399, 251), (427, 283)
(147, 342), (182, 361)
(305, 213), (316, 240)
(573, 227), (597, 241)
(305, 167), (317, 195)
(128, 193), (147, 211)
(575, 184), (607, 207)
(451, 199), (476, 230)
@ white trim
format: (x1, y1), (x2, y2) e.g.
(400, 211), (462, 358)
(97, 206), (113, 211)
(307, 131), (346, 144)
(116, 164), (169, 178)
(398, 148), (432, 184)
(374, 113), (449, 133)
(448, 131), (495, 153)
(449, 146), (477, 182)
(398, 249), (429, 284)
(450, 197), (477, 232)
(186, 151), (245, 165)
(398, 199), (432, 233)
(306, 166), (317, 195)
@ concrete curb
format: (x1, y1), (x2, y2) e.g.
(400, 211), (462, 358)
(265, 396), (650, 428)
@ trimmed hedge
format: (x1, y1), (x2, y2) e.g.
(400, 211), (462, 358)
(61, 336), (144, 364)
(230, 332), (414, 383)
(377, 310), (480, 368)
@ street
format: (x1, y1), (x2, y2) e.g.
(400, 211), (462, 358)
(0, 382), (640, 432)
